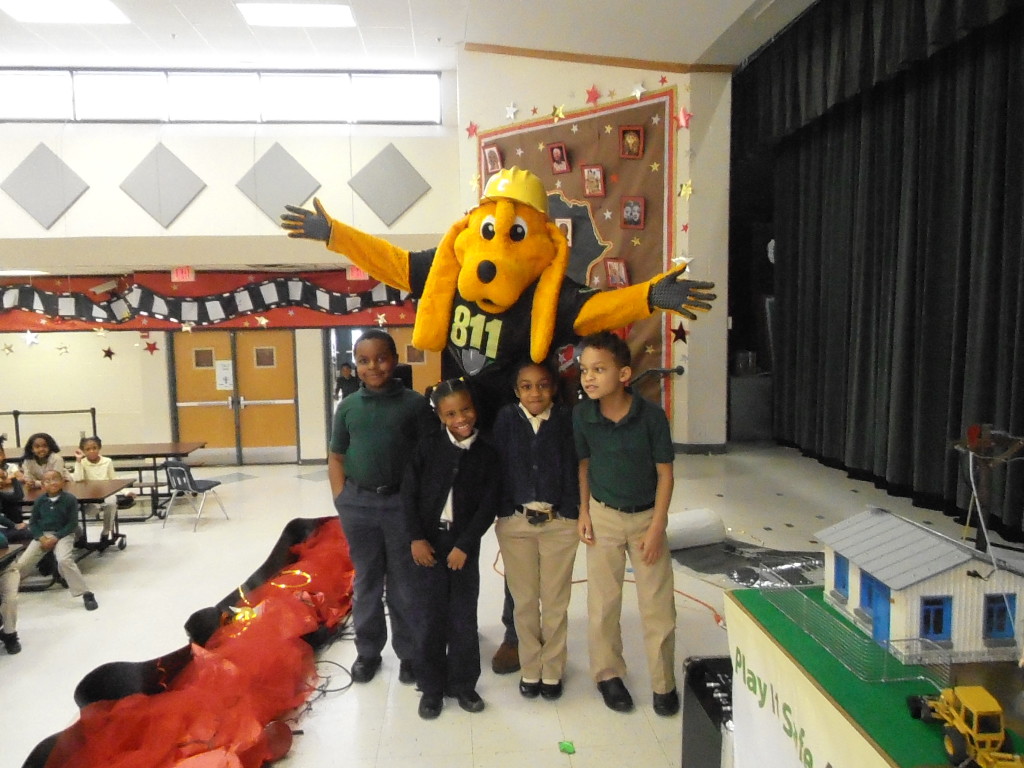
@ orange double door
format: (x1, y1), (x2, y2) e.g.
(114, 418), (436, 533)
(172, 330), (298, 465)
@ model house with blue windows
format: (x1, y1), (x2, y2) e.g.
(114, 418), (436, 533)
(817, 508), (1024, 664)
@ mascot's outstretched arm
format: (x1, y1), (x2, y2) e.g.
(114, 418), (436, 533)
(574, 265), (716, 335)
(281, 198), (412, 292)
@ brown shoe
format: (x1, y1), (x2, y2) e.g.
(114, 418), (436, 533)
(491, 642), (520, 674)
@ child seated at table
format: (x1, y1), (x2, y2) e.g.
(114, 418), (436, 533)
(17, 470), (98, 611)
(0, 467), (30, 543)
(72, 436), (117, 547)
(21, 432), (70, 490)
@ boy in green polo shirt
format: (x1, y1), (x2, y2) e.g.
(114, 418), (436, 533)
(574, 331), (679, 717)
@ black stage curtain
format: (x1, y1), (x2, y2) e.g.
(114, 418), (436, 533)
(739, 6), (1024, 533)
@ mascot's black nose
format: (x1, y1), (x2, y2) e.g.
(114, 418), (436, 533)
(477, 260), (497, 284)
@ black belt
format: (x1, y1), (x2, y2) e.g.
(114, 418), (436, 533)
(350, 479), (399, 496)
(514, 506), (557, 525)
(594, 498), (654, 514)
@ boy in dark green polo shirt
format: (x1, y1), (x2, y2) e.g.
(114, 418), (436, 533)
(329, 329), (432, 685)
(574, 331), (679, 717)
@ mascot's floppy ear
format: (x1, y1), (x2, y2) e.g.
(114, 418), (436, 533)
(530, 221), (570, 363)
(413, 214), (471, 351)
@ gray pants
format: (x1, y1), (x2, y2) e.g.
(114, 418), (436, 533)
(0, 562), (18, 631)
(18, 533), (90, 597)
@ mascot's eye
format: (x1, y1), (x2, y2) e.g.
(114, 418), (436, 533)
(509, 217), (528, 242)
(480, 216), (496, 240)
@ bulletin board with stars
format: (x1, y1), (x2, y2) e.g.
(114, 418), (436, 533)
(477, 88), (680, 400)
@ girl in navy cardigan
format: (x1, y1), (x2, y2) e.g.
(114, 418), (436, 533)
(402, 379), (500, 720)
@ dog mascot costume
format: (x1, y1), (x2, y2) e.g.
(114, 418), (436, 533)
(282, 167), (715, 417)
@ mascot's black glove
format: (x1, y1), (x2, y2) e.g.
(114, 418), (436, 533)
(280, 198), (331, 242)
(648, 267), (717, 320)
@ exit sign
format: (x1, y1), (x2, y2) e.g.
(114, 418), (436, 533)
(171, 266), (196, 282)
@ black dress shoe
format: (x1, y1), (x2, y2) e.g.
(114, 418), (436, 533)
(454, 689), (485, 713)
(398, 659), (416, 685)
(540, 680), (563, 700)
(597, 677), (634, 712)
(519, 679), (541, 698)
(350, 655), (381, 683)
(418, 693), (443, 719)
(653, 689), (680, 716)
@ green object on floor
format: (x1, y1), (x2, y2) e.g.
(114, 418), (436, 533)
(558, 741), (575, 754)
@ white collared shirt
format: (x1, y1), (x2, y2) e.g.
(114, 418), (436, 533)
(518, 403), (552, 434)
(440, 428), (478, 524)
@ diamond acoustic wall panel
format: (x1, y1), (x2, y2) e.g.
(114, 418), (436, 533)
(1, 144), (89, 229)
(347, 143), (430, 227)
(120, 144), (206, 228)
(236, 142), (320, 223)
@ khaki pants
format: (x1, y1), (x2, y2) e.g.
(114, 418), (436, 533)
(17, 532), (90, 597)
(496, 514), (579, 681)
(0, 562), (19, 631)
(585, 499), (676, 694)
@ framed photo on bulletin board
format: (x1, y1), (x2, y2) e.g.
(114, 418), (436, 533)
(549, 142), (570, 174)
(554, 218), (573, 246)
(620, 196), (645, 229)
(483, 145), (503, 174)
(619, 125), (644, 158)
(581, 164), (605, 197)
(604, 258), (630, 288)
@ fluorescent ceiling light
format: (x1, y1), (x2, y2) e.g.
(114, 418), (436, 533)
(0, 0), (129, 24)
(237, 3), (355, 28)
(0, 269), (49, 276)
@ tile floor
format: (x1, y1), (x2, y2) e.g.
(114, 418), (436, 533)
(3, 443), (992, 767)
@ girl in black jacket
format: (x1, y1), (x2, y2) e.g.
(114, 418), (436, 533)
(402, 379), (501, 720)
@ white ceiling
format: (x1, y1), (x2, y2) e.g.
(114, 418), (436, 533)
(0, 0), (816, 71)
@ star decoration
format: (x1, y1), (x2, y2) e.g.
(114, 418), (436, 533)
(376, 313), (388, 327)
(674, 107), (693, 129)
(681, 222), (690, 233)
(679, 180), (694, 199)
(550, 105), (565, 122)
(610, 173), (619, 183)
(602, 210), (613, 220)
(465, 121), (479, 138)
(399, 312), (407, 320)
(102, 347), (115, 360)
(585, 85), (601, 105)
(287, 310), (296, 316)
(651, 114), (661, 125)
(141, 317), (149, 325)
(145, 341), (159, 355)
(57, 344), (70, 355)
(604, 124), (613, 134)
(672, 324), (688, 344)
(2, 343), (13, 355)
(171, 284), (179, 291)
(515, 147), (524, 157)
(607, 89), (616, 98)
(469, 172), (481, 192)
(659, 75), (668, 85)
(93, 327), (107, 336)
(570, 123), (579, 134)
(39, 318), (48, 325)
(644, 344), (657, 355)
(531, 106), (538, 115)
(255, 316), (269, 327)
(24, 331), (38, 346)
(631, 237), (642, 246)
(181, 322), (195, 333)
(650, 161), (661, 172)
(537, 141), (546, 151)
(505, 102), (518, 120)
(631, 82), (647, 100)
(591, 275), (602, 287)
(555, 180), (562, 189)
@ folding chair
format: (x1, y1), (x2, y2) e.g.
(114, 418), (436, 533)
(162, 460), (228, 531)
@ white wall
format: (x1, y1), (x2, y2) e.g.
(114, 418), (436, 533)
(295, 328), (329, 463)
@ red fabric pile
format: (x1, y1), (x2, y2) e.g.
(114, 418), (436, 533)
(44, 519), (353, 768)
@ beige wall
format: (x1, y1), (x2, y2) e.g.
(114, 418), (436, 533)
(455, 49), (729, 446)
